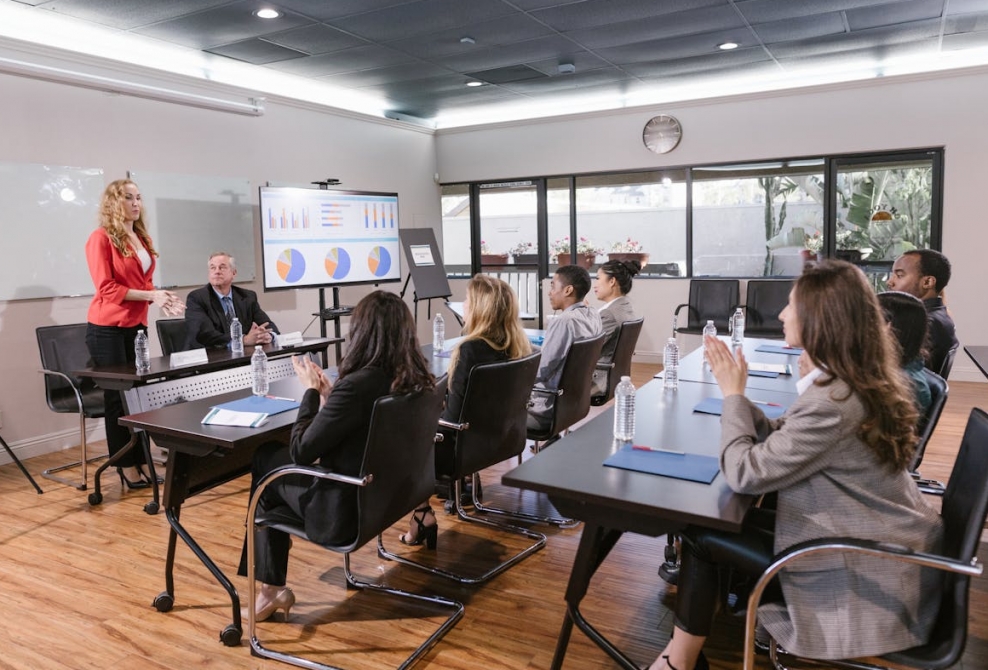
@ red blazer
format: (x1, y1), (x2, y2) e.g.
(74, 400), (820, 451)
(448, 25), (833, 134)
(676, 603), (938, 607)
(85, 228), (156, 328)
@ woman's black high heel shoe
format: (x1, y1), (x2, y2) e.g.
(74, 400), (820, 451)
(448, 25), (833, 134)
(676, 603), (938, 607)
(117, 468), (150, 490)
(399, 506), (438, 549)
(137, 464), (164, 485)
(660, 651), (708, 670)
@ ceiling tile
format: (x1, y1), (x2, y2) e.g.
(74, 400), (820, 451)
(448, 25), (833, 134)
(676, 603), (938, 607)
(734, 0), (902, 24)
(510, 0), (581, 9)
(206, 38), (307, 64)
(43, 0), (232, 30)
(274, 0), (421, 21)
(330, 0), (518, 42)
(766, 18), (942, 58)
(264, 44), (415, 76)
(131, 1), (315, 49)
(562, 5), (745, 50)
(497, 68), (632, 93)
(354, 74), (483, 96)
(466, 65), (548, 84)
(318, 62), (455, 87)
(944, 10), (988, 33)
(262, 24), (368, 55)
(774, 38), (939, 68)
(944, 0), (988, 15)
(595, 27), (759, 65)
(752, 12), (847, 44)
(438, 34), (583, 72)
(846, 0), (945, 31)
(525, 51), (614, 76)
(942, 29), (988, 49)
(533, 0), (724, 32)
(385, 14), (554, 59)
(623, 47), (774, 77)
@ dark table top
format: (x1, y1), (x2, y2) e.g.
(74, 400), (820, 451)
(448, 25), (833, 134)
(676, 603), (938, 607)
(965, 346), (988, 380)
(659, 336), (803, 394)
(74, 337), (339, 389)
(503, 379), (796, 535)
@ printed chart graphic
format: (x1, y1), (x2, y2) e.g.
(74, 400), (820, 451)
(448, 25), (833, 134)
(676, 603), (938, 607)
(260, 187), (401, 289)
(324, 247), (351, 280)
(276, 248), (306, 283)
(368, 246), (391, 277)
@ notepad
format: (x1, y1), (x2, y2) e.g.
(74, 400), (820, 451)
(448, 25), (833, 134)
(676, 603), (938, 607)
(603, 445), (719, 484)
(693, 397), (787, 419)
(201, 408), (268, 428)
(755, 344), (804, 355)
(212, 395), (300, 415)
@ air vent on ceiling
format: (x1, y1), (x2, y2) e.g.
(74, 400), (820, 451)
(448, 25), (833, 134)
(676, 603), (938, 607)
(464, 65), (548, 85)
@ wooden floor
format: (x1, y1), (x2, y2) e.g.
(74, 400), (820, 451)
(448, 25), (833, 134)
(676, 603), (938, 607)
(0, 365), (986, 670)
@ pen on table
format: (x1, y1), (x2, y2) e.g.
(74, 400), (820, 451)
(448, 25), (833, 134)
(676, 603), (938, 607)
(632, 445), (686, 455)
(750, 399), (783, 407)
(265, 395), (295, 401)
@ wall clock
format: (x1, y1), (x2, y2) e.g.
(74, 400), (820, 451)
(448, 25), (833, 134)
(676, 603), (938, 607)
(642, 115), (682, 154)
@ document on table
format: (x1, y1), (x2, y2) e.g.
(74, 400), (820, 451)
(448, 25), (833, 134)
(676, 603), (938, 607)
(201, 408), (269, 428)
(603, 444), (720, 484)
(748, 362), (792, 375)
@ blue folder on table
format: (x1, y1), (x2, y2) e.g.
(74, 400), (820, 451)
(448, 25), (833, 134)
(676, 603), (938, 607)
(603, 445), (719, 484)
(755, 344), (804, 355)
(528, 334), (544, 346)
(212, 395), (300, 415)
(693, 397), (787, 419)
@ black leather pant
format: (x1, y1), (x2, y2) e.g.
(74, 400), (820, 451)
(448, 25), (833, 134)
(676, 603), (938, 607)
(674, 508), (783, 637)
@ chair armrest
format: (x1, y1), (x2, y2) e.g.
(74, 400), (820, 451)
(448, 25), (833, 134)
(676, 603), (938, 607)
(438, 418), (469, 432)
(531, 386), (563, 397)
(741, 537), (983, 670)
(38, 368), (85, 413)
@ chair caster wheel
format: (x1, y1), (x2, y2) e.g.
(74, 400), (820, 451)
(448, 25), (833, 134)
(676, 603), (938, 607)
(153, 592), (174, 612)
(664, 544), (678, 562)
(220, 624), (242, 647)
(88, 491), (103, 506)
(144, 501), (159, 515)
(443, 499), (455, 515)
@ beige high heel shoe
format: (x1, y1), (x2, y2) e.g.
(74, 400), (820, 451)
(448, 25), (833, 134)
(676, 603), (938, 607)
(254, 587), (295, 622)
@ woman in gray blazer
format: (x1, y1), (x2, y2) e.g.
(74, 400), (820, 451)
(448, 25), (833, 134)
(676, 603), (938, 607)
(591, 258), (640, 397)
(651, 261), (943, 670)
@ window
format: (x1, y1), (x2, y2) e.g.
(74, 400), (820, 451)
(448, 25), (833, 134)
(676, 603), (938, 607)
(441, 184), (470, 276)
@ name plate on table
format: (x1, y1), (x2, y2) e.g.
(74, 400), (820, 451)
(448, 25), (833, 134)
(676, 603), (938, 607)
(277, 331), (304, 347)
(170, 348), (209, 367)
(748, 362), (792, 376)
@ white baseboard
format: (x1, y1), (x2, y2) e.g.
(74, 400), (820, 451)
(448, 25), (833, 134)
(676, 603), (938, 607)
(0, 422), (106, 467)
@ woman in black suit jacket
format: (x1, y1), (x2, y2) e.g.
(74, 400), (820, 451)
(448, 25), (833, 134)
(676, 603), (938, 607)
(399, 275), (532, 547)
(238, 291), (434, 622)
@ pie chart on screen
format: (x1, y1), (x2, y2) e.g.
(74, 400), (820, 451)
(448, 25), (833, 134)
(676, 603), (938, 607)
(276, 249), (306, 283)
(325, 247), (351, 279)
(368, 246), (391, 277)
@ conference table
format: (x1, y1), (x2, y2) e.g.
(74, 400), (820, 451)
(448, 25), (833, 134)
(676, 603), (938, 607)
(965, 346), (988, 380)
(75, 337), (337, 514)
(502, 337), (801, 670)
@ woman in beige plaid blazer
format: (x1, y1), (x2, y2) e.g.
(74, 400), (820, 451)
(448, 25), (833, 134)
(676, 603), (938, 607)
(651, 261), (943, 670)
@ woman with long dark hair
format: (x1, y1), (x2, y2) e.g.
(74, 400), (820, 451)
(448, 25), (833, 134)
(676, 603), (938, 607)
(591, 258), (641, 396)
(651, 261), (943, 670)
(399, 275), (532, 547)
(239, 291), (434, 621)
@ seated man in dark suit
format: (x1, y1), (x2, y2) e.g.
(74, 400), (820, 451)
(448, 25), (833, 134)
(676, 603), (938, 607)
(185, 252), (278, 350)
(887, 248), (958, 376)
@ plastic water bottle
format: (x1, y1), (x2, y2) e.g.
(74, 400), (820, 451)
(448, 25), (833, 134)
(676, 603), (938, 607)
(663, 337), (680, 390)
(702, 319), (717, 368)
(251, 346), (269, 396)
(134, 329), (150, 372)
(613, 376), (636, 441)
(730, 307), (745, 351)
(230, 317), (244, 356)
(433, 312), (445, 353)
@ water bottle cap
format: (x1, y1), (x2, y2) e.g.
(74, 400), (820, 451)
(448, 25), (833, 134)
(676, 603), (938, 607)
(667, 337), (677, 344)
(621, 375), (631, 382)
(706, 320), (714, 325)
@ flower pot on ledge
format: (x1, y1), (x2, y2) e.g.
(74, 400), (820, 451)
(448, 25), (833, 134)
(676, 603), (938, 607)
(481, 254), (510, 266)
(607, 252), (649, 268)
(557, 253), (597, 269)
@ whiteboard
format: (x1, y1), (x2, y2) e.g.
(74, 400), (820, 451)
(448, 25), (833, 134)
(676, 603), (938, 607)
(0, 162), (105, 300)
(129, 170), (255, 288)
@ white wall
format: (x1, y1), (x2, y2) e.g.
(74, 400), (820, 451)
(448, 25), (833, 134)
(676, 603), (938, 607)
(435, 68), (988, 381)
(0, 62), (440, 463)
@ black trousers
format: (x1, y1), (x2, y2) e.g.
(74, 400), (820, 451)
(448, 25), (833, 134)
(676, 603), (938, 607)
(675, 508), (784, 637)
(85, 323), (146, 467)
(237, 441), (312, 586)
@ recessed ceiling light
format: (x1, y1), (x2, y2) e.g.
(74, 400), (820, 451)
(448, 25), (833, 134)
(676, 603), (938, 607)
(465, 81), (484, 87)
(460, 36), (476, 45)
(718, 41), (739, 50)
(255, 8), (281, 19)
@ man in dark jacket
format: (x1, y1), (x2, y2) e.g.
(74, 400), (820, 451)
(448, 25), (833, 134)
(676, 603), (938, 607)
(185, 252), (278, 349)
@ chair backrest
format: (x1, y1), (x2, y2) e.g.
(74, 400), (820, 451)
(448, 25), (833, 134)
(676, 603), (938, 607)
(453, 352), (542, 478)
(347, 377), (447, 551)
(911, 369), (948, 471)
(156, 318), (190, 356)
(598, 318), (644, 404)
(36, 324), (98, 414)
(547, 334), (606, 435)
(939, 344), (959, 380)
(686, 279), (740, 331)
(743, 279), (792, 337)
(898, 408), (988, 667)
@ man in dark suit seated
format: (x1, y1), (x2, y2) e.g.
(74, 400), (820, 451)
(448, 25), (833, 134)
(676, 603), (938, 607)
(887, 248), (958, 376)
(185, 252), (278, 350)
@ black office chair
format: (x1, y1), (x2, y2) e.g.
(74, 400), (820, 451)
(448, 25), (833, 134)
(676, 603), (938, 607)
(379, 352), (546, 584)
(591, 318), (644, 406)
(911, 369), (949, 496)
(742, 407), (988, 670)
(527, 333), (606, 444)
(247, 380), (463, 669)
(673, 279), (740, 336)
(155, 318), (190, 356)
(938, 344), (959, 380)
(741, 279), (792, 339)
(36, 324), (107, 490)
